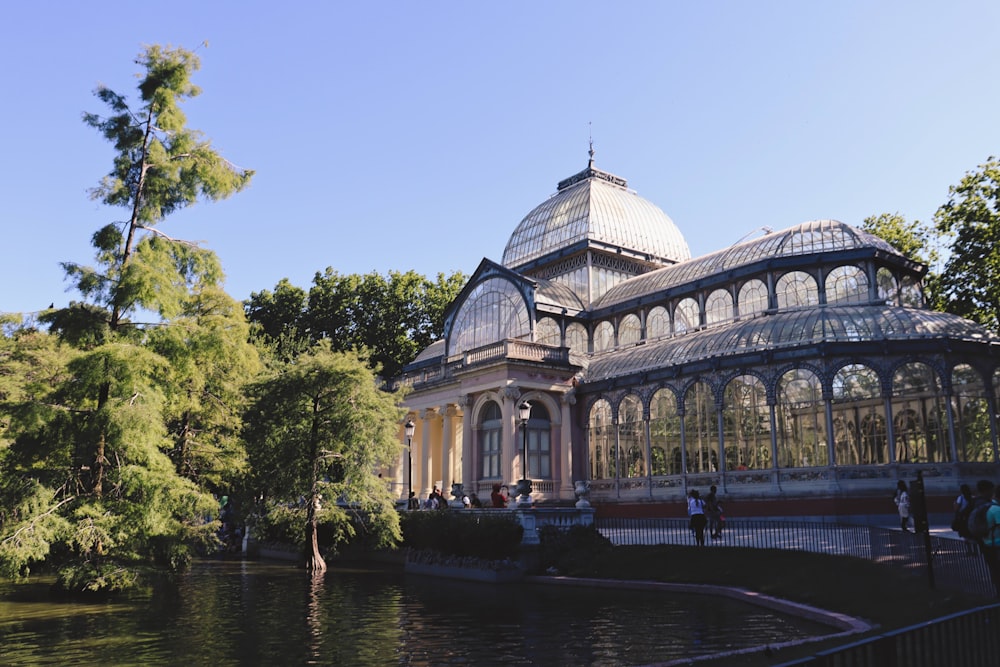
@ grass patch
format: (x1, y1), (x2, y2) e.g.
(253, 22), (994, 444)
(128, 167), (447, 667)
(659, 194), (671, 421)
(572, 545), (985, 666)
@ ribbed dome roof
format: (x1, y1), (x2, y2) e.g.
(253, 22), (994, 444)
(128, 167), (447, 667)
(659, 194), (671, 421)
(502, 160), (690, 270)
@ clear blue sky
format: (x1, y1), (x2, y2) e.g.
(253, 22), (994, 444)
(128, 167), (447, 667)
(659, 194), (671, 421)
(3, 1), (1000, 315)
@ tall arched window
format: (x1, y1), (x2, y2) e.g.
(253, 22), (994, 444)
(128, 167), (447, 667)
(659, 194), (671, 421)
(535, 317), (561, 347)
(565, 322), (588, 356)
(478, 401), (503, 480)
(776, 271), (819, 309)
(588, 399), (613, 479)
(618, 314), (642, 347)
(705, 289), (734, 327)
(593, 321), (615, 352)
(891, 362), (948, 463)
(524, 402), (552, 479)
(952, 364), (993, 462)
(649, 388), (680, 475)
(825, 265), (868, 305)
(646, 306), (670, 340)
(831, 364), (884, 465)
(684, 381), (718, 473)
(619, 395), (645, 477)
(674, 298), (700, 334)
(450, 277), (529, 355)
(776, 368), (826, 467)
(738, 279), (768, 318)
(722, 375), (770, 470)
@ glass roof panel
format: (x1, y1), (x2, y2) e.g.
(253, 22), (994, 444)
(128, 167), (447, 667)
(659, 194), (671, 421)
(593, 220), (907, 310)
(585, 306), (999, 382)
(502, 175), (690, 269)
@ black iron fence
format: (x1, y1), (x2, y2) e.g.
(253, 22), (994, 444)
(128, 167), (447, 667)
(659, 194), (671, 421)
(774, 602), (1000, 666)
(594, 516), (997, 599)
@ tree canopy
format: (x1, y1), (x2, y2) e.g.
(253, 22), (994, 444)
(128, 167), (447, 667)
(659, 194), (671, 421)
(245, 269), (465, 378)
(933, 156), (1000, 330)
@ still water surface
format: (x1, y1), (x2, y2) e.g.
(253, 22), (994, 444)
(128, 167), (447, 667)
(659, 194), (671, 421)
(0, 559), (834, 666)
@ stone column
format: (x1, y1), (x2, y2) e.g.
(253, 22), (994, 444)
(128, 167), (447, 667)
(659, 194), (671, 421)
(460, 394), (474, 496)
(560, 389), (576, 499)
(419, 407), (439, 501)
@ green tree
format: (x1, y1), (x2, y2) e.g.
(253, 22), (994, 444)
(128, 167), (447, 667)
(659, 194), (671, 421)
(934, 157), (1000, 330)
(247, 268), (465, 379)
(862, 212), (943, 309)
(0, 45), (254, 590)
(147, 286), (260, 491)
(243, 342), (405, 572)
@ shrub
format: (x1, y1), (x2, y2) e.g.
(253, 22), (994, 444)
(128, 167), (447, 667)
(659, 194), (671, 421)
(400, 511), (522, 560)
(538, 524), (612, 575)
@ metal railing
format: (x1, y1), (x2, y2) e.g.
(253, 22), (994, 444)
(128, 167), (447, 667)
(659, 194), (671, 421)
(594, 517), (997, 599)
(774, 603), (1000, 666)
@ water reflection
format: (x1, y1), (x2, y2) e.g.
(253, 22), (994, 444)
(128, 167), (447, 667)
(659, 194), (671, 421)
(0, 559), (834, 666)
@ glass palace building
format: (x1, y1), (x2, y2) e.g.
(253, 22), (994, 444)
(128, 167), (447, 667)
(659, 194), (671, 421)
(396, 156), (1000, 514)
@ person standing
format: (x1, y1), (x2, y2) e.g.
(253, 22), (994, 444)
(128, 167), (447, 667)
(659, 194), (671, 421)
(981, 484), (1000, 597)
(894, 480), (911, 532)
(688, 489), (707, 546)
(490, 483), (506, 508)
(953, 483), (975, 554)
(705, 485), (723, 539)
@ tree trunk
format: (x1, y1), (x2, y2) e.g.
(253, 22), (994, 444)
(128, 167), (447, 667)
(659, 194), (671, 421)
(304, 494), (326, 573)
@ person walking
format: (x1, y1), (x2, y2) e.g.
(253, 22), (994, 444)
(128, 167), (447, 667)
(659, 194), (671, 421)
(688, 489), (708, 546)
(894, 480), (911, 532)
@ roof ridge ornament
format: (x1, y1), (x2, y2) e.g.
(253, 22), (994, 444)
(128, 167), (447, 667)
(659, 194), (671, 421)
(556, 125), (628, 191)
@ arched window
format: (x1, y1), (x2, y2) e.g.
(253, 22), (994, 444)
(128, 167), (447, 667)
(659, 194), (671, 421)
(588, 399), (613, 480)
(877, 268), (898, 305)
(619, 395), (645, 478)
(523, 402), (552, 479)
(952, 364), (993, 462)
(738, 279), (768, 318)
(593, 321), (615, 352)
(450, 277), (529, 355)
(618, 314), (641, 347)
(891, 362), (948, 463)
(776, 271), (819, 309)
(646, 306), (669, 340)
(825, 265), (868, 305)
(565, 322), (588, 356)
(684, 381), (718, 473)
(535, 317), (560, 347)
(705, 289), (734, 327)
(478, 401), (503, 480)
(649, 388), (680, 475)
(722, 375), (770, 470)
(831, 364), (884, 465)
(900, 275), (923, 307)
(674, 298), (700, 334)
(776, 368), (826, 468)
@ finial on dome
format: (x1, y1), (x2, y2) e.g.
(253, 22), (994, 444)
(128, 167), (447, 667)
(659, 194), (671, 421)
(588, 122), (595, 167)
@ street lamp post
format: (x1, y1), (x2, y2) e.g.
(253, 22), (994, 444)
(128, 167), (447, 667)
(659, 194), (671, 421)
(517, 401), (532, 505)
(405, 419), (415, 510)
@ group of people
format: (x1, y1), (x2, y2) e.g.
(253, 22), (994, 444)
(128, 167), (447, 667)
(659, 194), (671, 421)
(955, 479), (1000, 595)
(407, 486), (490, 510)
(687, 485), (724, 546)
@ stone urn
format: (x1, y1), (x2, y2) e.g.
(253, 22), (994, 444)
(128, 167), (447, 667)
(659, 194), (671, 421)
(574, 480), (591, 508)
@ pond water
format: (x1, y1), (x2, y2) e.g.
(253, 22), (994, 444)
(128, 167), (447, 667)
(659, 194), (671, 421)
(0, 559), (835, 666)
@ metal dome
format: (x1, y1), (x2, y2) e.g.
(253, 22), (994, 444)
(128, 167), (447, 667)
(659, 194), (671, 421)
(501, 160), (691, 271)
